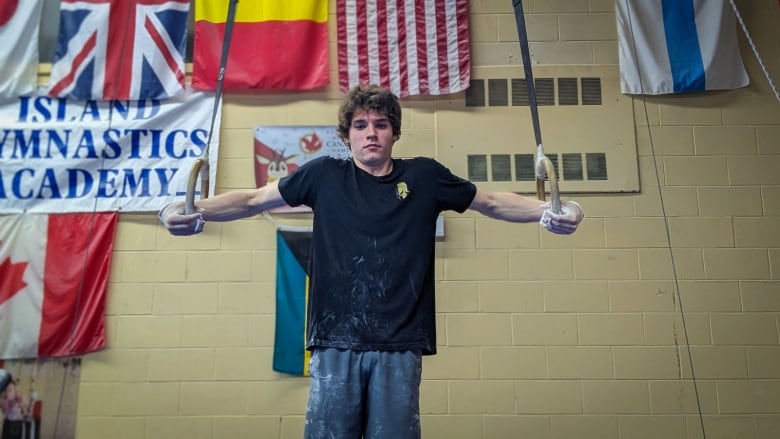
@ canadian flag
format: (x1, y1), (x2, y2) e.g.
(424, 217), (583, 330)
(0, 213), (118, 359)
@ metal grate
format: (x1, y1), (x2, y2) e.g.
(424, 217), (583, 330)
(510, 78), (554, 106)
(535, 78), (555, 106)
(466, 152), (607, 183)
(562, 153), (584, 180)
(465, 79), (485, 107)
(468, 155), (488, 181)
(445, 67), (635, 194)
(488, 79), (509, 106)
(511, 78), (530, 106)
(475, 76), (602, 108)
(514, 154), (535, 181)
(586, 153), (608, 180)
(581, 77), (602, 105)
(491, 154), (512, 181)
(558, 78), (579, 105)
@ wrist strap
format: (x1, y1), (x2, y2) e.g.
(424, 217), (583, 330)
(158, 202), (175, 223)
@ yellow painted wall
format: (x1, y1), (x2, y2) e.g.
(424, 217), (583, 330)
(75, 1), (780, 438)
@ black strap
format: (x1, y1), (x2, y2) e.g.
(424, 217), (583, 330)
(204, 0), (239, 152)
(511, 0), (542, 148)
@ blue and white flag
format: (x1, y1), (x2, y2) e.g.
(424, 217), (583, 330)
(0, 0), (44, 99)
(615, 0), (749, 95)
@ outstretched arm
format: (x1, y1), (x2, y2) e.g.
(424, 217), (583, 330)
(159, 180), (287, 235)
(468, 187), (583, 235)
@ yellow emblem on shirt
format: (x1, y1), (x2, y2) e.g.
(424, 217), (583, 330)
(396, 182), (409, 200)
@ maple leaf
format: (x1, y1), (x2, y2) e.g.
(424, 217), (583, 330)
(0, 1), (19, 27)
(0, 251), (28, 306)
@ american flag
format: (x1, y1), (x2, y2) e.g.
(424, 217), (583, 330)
(48, 0), (189, 100)
(337, 0), (471, 98)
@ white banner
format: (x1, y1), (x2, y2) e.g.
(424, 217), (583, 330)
(0, 89), (220, 213)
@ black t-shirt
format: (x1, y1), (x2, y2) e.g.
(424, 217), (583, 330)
(278, 157), (477, 355)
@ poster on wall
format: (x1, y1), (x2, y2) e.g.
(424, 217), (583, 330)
(254, 126), (351, 213)
(0, 359), (81, 439)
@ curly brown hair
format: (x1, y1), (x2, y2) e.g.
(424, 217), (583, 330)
(337, 85), (402, 140)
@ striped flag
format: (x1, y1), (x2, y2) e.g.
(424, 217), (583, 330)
(192, 0), (329, 90)
(615, 0), (749, 95)
(0, 0), (44, 98)
(0, 213), (117, 359)
(337, 0), (471, 97)
(272, 228), (312, 376)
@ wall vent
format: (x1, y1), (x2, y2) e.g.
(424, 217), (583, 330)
(467, 77), (600, 108)
(466, 152), (608, 184)
(435, 65), (638, 194)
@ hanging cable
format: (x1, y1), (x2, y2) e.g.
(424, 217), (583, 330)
(729, 0), (780, 103)
(621, 1), (707, 437)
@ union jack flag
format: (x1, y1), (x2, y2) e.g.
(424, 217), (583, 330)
(48, 0), (189, 100)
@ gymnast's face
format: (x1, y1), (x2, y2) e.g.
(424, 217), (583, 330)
(348, 109), (397, 174)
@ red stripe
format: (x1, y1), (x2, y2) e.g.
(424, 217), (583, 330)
(337, 0), (349, 92)
(105, 0), (137, 99)
(434, 0), (449, 93)
(396, 0), (409, 95)
(356, 0), (369, 86)
(456, 0), (470, 90)
(415, 1), (429, 94)
(48, 32), (97, 97)
(376, 1), (390, 87)
(193, 21), (329, 90)
(145, 15), (185, 87)
(38, 213), (117, 357)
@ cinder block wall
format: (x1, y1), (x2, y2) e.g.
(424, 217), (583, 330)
(75, 1), (780, 438)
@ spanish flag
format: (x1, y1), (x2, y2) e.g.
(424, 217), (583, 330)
(192, 0), (329, 90)
(272, 228), (313, 376)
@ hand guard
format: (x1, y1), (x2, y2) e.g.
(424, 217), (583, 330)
(540, 200), (583, 234)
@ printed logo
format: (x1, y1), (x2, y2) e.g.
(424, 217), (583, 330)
(300, 132), (323, 154)
(396, 182), (409, 200)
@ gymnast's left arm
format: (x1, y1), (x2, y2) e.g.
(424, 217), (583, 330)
(468, 187), (583, 235)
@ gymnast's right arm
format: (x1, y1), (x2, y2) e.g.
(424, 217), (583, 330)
(158, 180), (287, 236)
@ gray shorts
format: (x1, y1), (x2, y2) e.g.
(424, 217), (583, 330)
(303, 347), (423, 439)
